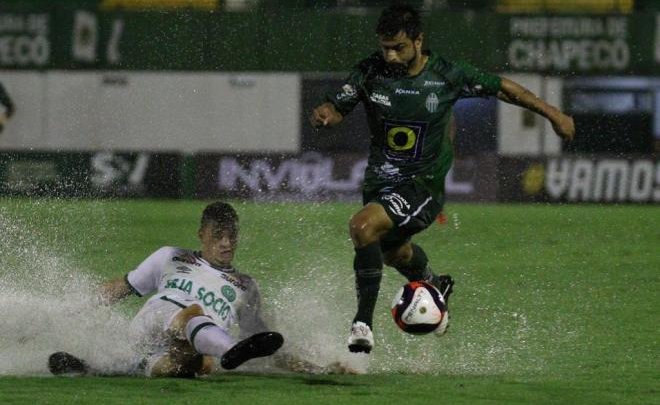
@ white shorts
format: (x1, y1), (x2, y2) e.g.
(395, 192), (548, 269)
(129, 294), (200, 375)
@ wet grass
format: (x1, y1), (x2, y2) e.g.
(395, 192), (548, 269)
(0, 199), (657, 404)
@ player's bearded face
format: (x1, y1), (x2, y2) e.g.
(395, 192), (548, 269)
(379, 31), (422, 78)
(199, 222), (238, 267)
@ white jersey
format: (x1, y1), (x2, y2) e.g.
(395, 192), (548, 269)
(126, 246), (266, 333)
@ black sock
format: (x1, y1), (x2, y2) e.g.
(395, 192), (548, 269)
(395, 244), (433, 282)
(353, 242), (383, 328)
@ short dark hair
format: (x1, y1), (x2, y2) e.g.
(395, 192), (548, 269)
(376, 4), (422, 40)
(200, 201), (238, 230)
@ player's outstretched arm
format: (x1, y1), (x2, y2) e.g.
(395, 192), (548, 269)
(309, 102), (344, 129)
(99, 277), (134, 305)
(497, 77), (575, 141)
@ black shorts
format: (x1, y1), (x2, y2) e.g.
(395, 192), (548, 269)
(363, 181), (444, 252)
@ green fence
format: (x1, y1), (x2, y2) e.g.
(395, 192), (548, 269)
(0, 7), (657, 74)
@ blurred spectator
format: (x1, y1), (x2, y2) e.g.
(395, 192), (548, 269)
(0, 82), (15, 134)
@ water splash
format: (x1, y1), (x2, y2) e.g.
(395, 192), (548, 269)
(0, 208), (137, 376)
(0, 201), (578, 377)
(257, 258), (576, 376)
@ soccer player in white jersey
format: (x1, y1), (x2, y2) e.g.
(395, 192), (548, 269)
(49, 202), (285, 377)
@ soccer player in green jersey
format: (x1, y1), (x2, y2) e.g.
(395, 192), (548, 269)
(310, 4), (575, 354)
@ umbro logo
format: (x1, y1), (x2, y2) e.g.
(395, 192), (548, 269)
(176, 266), (193, 274)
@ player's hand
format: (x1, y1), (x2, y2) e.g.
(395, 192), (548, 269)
(551, 112), (575, 142)
(310, 103), (343, 128)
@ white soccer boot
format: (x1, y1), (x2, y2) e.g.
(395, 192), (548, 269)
(348, 321), (374, 354)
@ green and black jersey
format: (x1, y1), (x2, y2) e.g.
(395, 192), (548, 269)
(325, 51), (501, 200)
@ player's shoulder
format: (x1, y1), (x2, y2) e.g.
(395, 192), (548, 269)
(233, 270), (260, 291)
(426, 52), (472, 84)
(424, 51), (460, 76)
(152, 246), (197, 264)
(235, 271), (256, 284)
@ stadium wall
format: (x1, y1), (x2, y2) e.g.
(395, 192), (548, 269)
(0, 8), (658, 75)
(0, 70), (301, 153)
(0, 7), (658, 204)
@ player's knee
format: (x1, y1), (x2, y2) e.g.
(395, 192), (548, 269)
(169, 304), (206, 339)
(349, 210), (389, 247)
(349, 214), (368, 244)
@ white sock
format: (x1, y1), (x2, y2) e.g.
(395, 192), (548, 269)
(185, 316), (236, 357)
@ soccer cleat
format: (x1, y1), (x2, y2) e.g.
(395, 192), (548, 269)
(220, 331), (284, 370)
(347, 321), (374, 354)
(48, 352), (89, 376)
(431, 274), (454, 303)
(430, 275), (453, 336)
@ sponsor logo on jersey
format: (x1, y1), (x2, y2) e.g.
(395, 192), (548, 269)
(342, 84), (356, 96)
(163, 277), (234, 321)
(382, 119), (429, 162)
(336, 84), (357, 100)
(197, 286), (232, 320)
(220, 272), (248, 291)
(423, 80), (446, 87)
(165, 277), (194, 294)
(394, 88), (420, 95)
(370, 92), (391, 106)
(382, 193), (410, 217)
(375, 162), (401, 180)
(426, 93), (439, 113)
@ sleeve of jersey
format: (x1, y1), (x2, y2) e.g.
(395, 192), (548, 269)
(322, 69), (363, 117)
(237, 279), (270, 339)
(455, 60), (502, 98)
(125, 246), (173, 297)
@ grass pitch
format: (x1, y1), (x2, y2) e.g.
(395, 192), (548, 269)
(0, 199), (658, 404)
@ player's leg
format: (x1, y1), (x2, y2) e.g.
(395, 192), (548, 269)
(378, 182), (454, 301)
(183, 312), (284, 371)
(383, 241), (454, 300)
(149, 304), (211, 377)
(347, 202), (393, 353)
(384, 242), (430, 281)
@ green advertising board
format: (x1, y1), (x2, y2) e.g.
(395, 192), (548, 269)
(500, 14), (658, 75)
(0, 151), (183, 198)
(0, 7), (658, 74)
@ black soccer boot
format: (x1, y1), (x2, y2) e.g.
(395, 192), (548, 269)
(431, 274), (454, 303)
(48, 352), (89, 375)
(220, 331), (284, 370)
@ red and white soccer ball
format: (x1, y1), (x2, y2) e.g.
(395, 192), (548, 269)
(391, 281), (449, 335)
